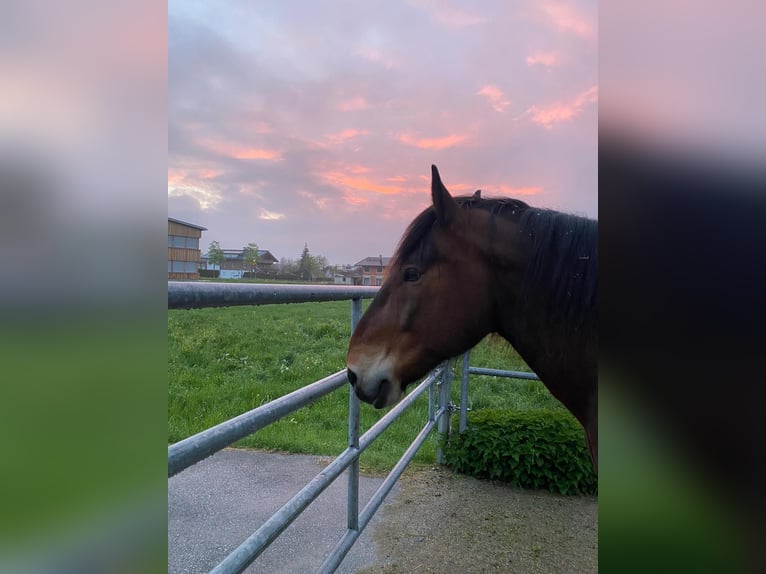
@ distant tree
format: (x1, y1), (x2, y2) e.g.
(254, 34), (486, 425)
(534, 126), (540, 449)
(207, 240), (225, 270)
(243, 242), (259, 274)
(311, 254), (329, 278)
(279, 257), (299, 275)
(298, 244), (313, 280)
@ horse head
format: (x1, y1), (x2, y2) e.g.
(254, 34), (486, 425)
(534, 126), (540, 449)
(346, 166), (499, 408)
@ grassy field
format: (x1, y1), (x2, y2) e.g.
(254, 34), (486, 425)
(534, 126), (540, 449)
(168, 300), (566, 471)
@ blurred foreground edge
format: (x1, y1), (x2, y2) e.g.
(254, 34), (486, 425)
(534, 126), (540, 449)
(599, 126), (766, 574)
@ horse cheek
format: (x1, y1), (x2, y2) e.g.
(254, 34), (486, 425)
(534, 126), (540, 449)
(399, 296), (418, 332)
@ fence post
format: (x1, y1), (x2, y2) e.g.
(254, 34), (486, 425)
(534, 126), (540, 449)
(436, 360), (453, 464)
(347, 298), (363, 531)
(459, 351), (470, 433)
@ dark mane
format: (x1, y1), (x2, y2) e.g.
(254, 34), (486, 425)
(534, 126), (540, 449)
(517, 208), (598, 331)
(389, 195), (598, 331)
(389, 195), (531, 273)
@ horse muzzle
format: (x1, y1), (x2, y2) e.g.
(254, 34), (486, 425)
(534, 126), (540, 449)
(346, 367), (402, 408)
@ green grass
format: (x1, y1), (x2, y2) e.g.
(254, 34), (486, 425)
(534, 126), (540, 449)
(168, 301), (566, 471)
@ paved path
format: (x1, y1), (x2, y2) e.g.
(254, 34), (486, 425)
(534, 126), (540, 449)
(169, 449), (598, 573)
(168, 449), (393, 574)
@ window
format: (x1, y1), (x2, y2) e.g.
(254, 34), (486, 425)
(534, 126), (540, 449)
(364, 266), (370, 272)
(172, 261), (184, 272)
(363, 277), (370, 285)
(169, 235), (200, 248)
(377, 266), (383, 272)
(185, 261), (197, 273)
(375, 277), (382, 286)
(168, 260), (172, 272)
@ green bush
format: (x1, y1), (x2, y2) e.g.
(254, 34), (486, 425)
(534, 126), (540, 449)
(444, 409), (597, 495)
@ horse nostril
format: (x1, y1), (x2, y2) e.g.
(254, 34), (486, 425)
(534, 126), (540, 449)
(347, 369), (357, 386)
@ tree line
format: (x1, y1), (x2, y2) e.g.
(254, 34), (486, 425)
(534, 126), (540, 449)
(205, 240), (331, 280)
(206, 240), (260, 273)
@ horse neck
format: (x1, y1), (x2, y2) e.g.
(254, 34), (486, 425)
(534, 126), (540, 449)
(489, 211), (597, 384)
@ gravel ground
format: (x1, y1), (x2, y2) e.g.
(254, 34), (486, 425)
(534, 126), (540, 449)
(361, 466), (598, 574)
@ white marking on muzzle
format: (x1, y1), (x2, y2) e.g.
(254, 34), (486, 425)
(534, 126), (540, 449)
(347, 351), (403, 408)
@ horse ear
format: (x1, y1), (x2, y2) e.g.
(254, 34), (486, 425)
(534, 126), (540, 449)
(472, 189), (481, 200)
(431, 165), (458, 224)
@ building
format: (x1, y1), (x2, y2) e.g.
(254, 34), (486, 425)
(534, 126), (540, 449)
(353, 255), (391, 286)
(333, 272), (354, 285)
(200, 248), (279, 279)
(168, 217), (206, 280)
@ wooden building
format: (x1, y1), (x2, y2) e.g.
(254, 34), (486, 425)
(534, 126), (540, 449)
(168, 217), (207, 280)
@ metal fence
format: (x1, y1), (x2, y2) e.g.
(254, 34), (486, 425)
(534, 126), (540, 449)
(456, 351), (540, 434)
(167, 282), (453, 574)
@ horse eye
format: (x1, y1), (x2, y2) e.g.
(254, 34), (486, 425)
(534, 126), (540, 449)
(403, 267), (421, 282)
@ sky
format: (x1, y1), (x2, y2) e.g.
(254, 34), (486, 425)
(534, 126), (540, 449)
(168, 0), (597, 266)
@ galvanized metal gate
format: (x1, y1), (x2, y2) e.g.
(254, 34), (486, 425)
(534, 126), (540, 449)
(168, 282), (456, 573)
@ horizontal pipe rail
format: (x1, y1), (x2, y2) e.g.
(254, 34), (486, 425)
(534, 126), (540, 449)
(168, 370), (347, 477)
(467, 366), (539, 380)
(459, 353), (541, 433)
(209, 368), (443, 574)
(169, 281), (379, 309)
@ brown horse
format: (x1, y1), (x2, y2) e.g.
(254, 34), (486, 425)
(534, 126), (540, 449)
(347, 165), (598, 472)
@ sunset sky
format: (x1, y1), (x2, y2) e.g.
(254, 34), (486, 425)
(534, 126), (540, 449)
(168, 0), (597, 265)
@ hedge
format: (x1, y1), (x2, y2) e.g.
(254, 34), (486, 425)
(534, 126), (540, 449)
(443, 409), (597, 495)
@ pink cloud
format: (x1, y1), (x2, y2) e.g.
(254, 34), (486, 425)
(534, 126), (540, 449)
(231, 148), (282, 160)
(201, 139), (283, 160)
(398, 132), (468, 150)
(477, 85), (510, 112)
(543, 1), (596, 41)
(337, 97), (369, 111)
(168, 167), (222, 186)
(321, 170), (405, 195)
(325, 129), (369, 145)
(167, 169), (223, 210)
(168, 168), (185, 186)
(495, 184), (544, 196)
(249, 121), (274, 135)
(526, 52), (561, 68)
(526, 85), (598, 128)
(415, 176), (480, 194)
(343, 194), (369, 206)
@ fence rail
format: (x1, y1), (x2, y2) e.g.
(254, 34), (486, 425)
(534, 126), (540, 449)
(457, 352), (540, 433)
(168, 282), (541, 573)
(168, 281), (379, 309)
(168, 370), (348, 478)
(168, 282), (452, 574)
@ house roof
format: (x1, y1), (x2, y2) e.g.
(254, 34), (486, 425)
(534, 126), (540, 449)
(201, 248), (279, 262)
(354, 256), (392, 267)
(168, 217), (207, 231)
